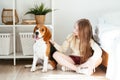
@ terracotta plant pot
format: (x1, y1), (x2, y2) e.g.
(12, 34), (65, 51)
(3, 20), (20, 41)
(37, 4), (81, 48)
(35, 15), (45, 25)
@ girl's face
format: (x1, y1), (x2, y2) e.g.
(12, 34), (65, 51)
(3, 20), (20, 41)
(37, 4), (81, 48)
(73, 24), (79, 36)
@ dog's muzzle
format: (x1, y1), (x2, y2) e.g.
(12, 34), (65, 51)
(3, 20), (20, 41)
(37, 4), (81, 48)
(35, 32), (39, 36)
(34, 31), (39, 40)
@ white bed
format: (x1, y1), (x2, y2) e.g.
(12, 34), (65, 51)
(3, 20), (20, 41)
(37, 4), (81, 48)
(96, 12), (120, 80)
(97, 23), (120, 54)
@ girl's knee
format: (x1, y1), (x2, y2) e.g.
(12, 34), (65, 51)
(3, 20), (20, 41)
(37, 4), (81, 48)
(99, 57), (102, 63)
(53, 51), (59, 58)
(95, 57), (102, 67)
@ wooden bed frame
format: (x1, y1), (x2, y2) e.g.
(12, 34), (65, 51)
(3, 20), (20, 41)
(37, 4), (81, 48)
(102, 49), (108, 67)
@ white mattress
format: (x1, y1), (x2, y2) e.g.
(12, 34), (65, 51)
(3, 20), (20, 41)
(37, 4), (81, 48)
(96, 12), (120, 54)
(97, 23), (120, 54)
(97, 11), (120, 80)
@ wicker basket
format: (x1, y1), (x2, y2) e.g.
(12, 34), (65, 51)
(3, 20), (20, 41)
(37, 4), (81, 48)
(22, 19), (36, 24)
(1, 8), (19, 25)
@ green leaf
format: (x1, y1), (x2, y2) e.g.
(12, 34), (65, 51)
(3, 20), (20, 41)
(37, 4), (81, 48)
(25, 3), (52, 15)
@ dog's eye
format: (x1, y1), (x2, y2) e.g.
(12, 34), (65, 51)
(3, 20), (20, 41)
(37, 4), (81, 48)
(41, 29), (44, 32)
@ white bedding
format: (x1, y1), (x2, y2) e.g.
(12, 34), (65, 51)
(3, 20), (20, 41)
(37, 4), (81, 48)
(97, 23), (120, 54)
(96, 12), (120, 80)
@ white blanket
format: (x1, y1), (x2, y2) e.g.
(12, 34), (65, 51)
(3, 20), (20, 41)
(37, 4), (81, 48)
(97, 12), (120, 80)
(97, 23), (120, 80)
(97, 23), (120, 54)
(106, 37), (120, 80)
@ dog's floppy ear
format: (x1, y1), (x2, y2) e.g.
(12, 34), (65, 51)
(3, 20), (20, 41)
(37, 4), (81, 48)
(43, 26), (52, 41)
(33, 25), (38, 33)
(33, 25), (38, 38)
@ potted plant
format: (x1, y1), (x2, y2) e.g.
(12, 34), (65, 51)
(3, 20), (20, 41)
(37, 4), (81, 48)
(25, 3), (52, 25)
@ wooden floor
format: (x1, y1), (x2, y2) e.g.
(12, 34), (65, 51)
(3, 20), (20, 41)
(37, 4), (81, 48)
(0, 59), (108, 80)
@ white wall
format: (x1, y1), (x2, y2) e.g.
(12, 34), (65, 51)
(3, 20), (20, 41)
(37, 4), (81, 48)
(1, 0), (120, 44)
(54, 0), (120, 44)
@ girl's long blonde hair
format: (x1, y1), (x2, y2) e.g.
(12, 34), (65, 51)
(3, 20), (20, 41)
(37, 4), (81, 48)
(76, 19), (94, 63)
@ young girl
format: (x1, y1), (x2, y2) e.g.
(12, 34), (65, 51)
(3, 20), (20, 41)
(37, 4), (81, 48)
(51, 19), (102, 75)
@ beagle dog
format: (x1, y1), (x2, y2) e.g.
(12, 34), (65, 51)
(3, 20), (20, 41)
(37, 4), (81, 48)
(31, 25), (57, 72)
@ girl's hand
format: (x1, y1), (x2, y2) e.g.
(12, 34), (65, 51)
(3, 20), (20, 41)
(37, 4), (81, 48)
(50, 40), (55, 45)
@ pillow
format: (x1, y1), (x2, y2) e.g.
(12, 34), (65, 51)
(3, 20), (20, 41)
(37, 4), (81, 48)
(97, 23), (120, 36)
(99, 29), (120, 40)
(98, 28), (120, 54)
(95, 23), (120, 45)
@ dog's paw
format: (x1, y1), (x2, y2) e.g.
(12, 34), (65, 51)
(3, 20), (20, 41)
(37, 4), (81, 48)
(25, 65), (32, 68)
(42, 69), (47, 72)
(31, 67), (36, 72)
(47, 64), (54, 70)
